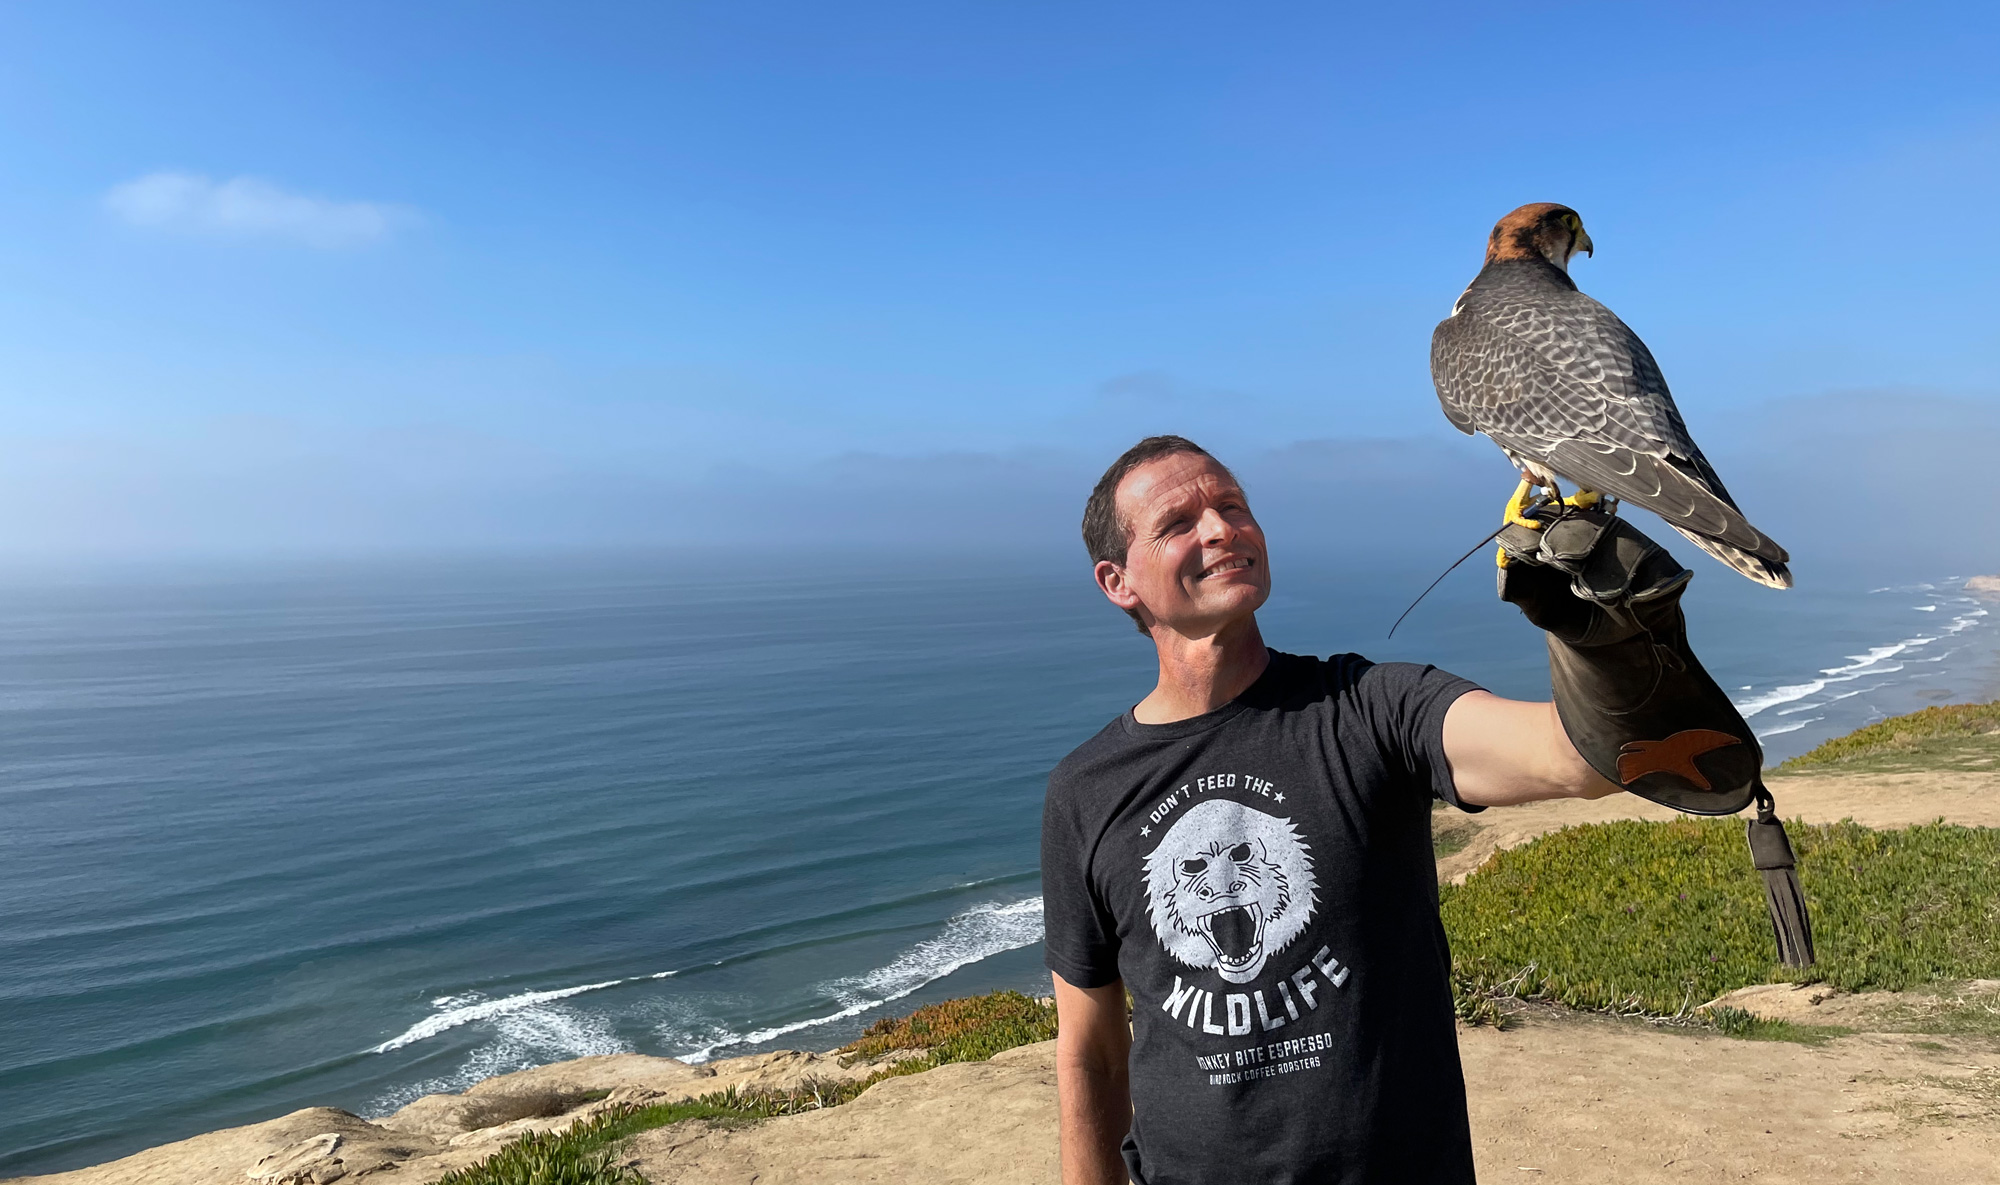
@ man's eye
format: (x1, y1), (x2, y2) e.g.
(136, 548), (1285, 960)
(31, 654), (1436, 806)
(1179, 858), (1208, 876)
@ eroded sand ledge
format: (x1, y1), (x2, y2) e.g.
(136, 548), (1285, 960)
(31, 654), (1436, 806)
(15, 769), (1998, 1185)
(7, 1047), (889, 1185)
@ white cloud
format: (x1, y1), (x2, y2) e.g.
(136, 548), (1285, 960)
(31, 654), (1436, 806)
(102, 172), (413, 247)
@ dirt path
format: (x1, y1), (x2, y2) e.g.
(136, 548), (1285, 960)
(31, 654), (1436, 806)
(1436, 769), (2000, 883)
(624, 1013), (2000, 1185)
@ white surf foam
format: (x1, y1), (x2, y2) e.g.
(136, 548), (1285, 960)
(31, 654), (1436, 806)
(1756, 717), (1821, 739)
(1943, 607), (1988, 635)
(677, 896), (1045, 1064)
(371, 969), (677, 1054)
(365, 995), (631, 1115)
(1731, 593), (1989, 735)
(1736, 641), (1924, 720)
(839, 897), (1045, 1002)
(371, 981), (624, 1053)
(1736, 680), (1832, 718)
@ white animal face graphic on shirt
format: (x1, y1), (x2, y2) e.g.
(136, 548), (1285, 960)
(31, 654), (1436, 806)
(1142, 798), (1317, 984)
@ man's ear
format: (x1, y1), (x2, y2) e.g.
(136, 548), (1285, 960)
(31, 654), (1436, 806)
(1094, 559), (1143, 615)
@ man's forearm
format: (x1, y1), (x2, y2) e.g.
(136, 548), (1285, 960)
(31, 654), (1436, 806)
(1057, 1047), (1131, 1185)
(1445, 692), (1623, 807)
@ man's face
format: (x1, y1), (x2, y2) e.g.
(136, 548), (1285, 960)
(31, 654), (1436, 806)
(1097, 452), (1271, 639)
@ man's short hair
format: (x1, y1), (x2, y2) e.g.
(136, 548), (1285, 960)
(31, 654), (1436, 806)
(1081, 435), (1233, 632)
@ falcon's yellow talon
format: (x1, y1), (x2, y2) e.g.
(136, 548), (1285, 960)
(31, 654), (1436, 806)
(1564, 488), (1601, 509)
(1502, 478), (1542, 530)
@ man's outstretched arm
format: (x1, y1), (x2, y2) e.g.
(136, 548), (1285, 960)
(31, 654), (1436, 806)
(1442, 690), (1623, 807)
(1052, 972), (1131, 1185)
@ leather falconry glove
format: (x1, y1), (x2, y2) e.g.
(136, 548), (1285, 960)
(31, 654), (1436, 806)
(1496, 503), (1815, 967)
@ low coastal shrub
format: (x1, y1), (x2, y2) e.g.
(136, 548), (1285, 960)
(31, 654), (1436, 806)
(1443, 817), (2000, 1023)
(431, 1121), (647, 1185)
(433, 1080), (891, 1185)
(1778, 700), (2000, 772)
(1702, 1005), (1846, 1045)
(461, 1088), (611, 1130)
(840, 989), (1058, 1064)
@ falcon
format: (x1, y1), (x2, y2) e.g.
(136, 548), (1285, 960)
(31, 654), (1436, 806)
(1430, 202), (1791, 589)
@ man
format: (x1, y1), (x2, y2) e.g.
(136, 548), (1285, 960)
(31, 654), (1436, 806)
(1041, 435), (1630, 1185)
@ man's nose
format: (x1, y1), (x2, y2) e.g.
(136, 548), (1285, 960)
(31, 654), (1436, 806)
(1197, 507), (1236, 545)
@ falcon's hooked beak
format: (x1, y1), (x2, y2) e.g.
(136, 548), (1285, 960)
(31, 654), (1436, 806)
(1573, 225), (1594, 259)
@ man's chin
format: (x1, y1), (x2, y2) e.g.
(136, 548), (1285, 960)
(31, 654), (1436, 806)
(1191, 574), (1269, 604)
(1160, 586), (1268, 637)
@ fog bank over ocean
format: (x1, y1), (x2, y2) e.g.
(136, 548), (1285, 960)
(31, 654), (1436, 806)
(0, 390), (1991, 581)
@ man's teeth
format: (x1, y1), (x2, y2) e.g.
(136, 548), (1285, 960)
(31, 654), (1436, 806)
(1204, 558), (1252, 577)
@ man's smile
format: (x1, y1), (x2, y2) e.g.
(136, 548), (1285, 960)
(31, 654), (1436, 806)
(1199, 556), (1257, 579)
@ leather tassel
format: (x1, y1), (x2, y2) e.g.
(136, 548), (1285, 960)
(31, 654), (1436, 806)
(1745, 789), (1815, 967)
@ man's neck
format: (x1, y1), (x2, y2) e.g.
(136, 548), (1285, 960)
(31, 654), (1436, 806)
(1132, 615), (1271, 725)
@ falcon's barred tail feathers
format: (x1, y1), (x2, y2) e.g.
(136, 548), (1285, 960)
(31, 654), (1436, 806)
(1430, 202), (1793, 590)
(1675, 528), (1792, 590)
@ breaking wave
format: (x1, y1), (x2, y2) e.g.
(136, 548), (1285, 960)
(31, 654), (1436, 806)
(371, 968), (679, 1054)
(363, 996), (634, 1116)
(676, 896), (1045, 1064)
(1733, 591), (1989, 742)
(362, 895), (1044, 1105)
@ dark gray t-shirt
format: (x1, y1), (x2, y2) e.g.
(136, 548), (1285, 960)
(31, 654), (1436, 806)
(1041, 650), (1483, 1185)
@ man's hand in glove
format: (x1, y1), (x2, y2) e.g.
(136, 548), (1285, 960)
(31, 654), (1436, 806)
(1432, 498), (1769, 811)
(1483, 498), (1815, 967)
(1493, 503), (1764, 815)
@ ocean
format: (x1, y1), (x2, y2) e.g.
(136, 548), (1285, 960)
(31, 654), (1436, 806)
(0, 551), (1991, 1177)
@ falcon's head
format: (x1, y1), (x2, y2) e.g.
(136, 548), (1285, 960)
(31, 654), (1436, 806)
(1485, 203), (1594, 272)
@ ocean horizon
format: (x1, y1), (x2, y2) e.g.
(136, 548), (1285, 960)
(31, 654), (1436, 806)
(1, 549), (1992, 1177)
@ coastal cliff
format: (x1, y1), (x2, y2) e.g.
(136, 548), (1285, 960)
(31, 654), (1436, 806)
(9, 1046), (891, 1185)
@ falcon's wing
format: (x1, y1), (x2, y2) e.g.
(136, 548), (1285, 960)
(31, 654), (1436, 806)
(1431, 288), (1787, 566)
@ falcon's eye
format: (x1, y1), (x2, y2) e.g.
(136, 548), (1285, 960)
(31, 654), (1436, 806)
(1562, 213), (1581, 232)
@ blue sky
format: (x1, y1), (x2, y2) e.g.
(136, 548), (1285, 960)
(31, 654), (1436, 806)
(0, 2), (1996, 556)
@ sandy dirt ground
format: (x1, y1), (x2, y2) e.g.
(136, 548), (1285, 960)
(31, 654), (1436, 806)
(16, 768), (1997, 1185)
(627, 1014), (2000, 1185)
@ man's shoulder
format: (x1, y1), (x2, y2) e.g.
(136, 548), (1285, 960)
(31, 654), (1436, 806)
(1047, 714), (1134, 792)
(1044, 652), (1375, 789)
(1249, 649), (1376, 706)
(1283, 649), (1375, 682)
